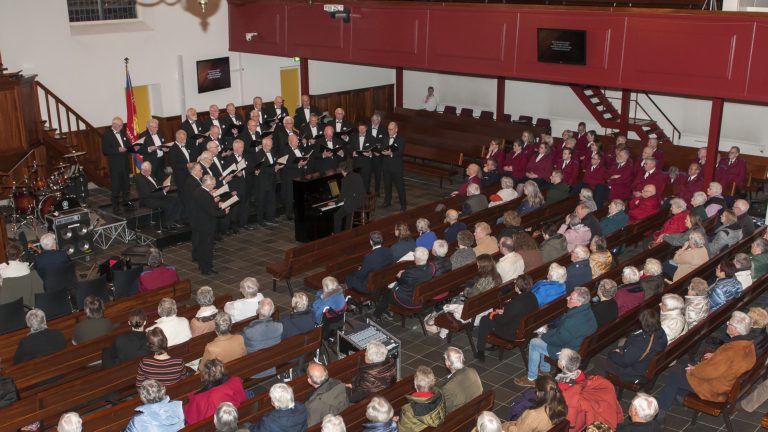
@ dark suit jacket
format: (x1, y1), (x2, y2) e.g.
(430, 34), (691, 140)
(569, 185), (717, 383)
(254, 149), (278, 188)
(393, 263), (433, 307)
(239, 128), (264, 150)
(462, 195), (489, 215)
(168, 143), (196, 175)
(381, 134), (405, 169)
(135, 174), (167, 205)
(263, 104), (290, 125)
(181, 119), (204, 146)
(565, 260), (592, 292)
(280, 310), (315, 341)
(102, 330), (151, 368)
(492, 291), (538, 340)
(201, 116), (224, 134)
(138, 130), (164, 168)
(192, 186), (220, 234)
(341, 171), (365, 213)
(346, 247), (395, 292)
(591, 299), (619, 328)
(299, 123), (322, 144)
(367, 125), (386, 146)
(329, 120), (353, 135)
(294, 105), (320, 129)
(13, 328), (67, 364)
(34, 250), (70, 280)
(101, 129), (131, 172)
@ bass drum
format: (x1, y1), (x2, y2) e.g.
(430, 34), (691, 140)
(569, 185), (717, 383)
(12, 189), (36, 216)
(38, 194), (81, 220)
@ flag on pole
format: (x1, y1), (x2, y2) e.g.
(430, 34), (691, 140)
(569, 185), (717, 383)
(124, 58), (142, 172)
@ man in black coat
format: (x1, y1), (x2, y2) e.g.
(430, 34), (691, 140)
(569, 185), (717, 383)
(314, 125), (346, 174)
(300, 114), (322, 148)
(346, 231), (395, 293)
(185, 163), (205, 261)
(168, 130), (196, 220)
(281, 135), (310, 221)
(371, 247), (433, 321)
(381, 122), (407, 211)
(262, 96), (290, 129)
(225, 139), (256, 232)
(135, 161), (181, 229)
(334, 161), (366, 233)
(220, 102), (244, 146)
(253, 136), (279, 227)
(273, 116), (298, 157)
(34, 233), (71, 281)
(330, 107), (353, 137)
(181, 107), (205, 148)
(100, 116), (133, 213)
(138, 118), (166, 181)
(368, 114), (386, 196)
(239, 119), (263, 152)
(350, 123), (374, 192)
(294, 94), (320, 130)
(198, 125), (223, 157)
(192, 175), (227, 275)
(200, 104), (223, 134)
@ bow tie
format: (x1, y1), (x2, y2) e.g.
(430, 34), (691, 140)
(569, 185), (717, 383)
(336, 121), (342, 123)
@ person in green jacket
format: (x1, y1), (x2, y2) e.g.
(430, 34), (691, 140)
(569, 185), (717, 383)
(751, 238), (768, 280)
(545, 170), (570, 205)
(398, 366), (446, 432)
(600, 199), (629, 236)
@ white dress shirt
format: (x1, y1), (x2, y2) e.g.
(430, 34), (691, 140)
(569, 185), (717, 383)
(224, 294), (264, 323)
(148, 316), (192, 347)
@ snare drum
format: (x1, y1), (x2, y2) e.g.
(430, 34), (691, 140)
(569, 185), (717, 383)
(12, 189), (36, 216)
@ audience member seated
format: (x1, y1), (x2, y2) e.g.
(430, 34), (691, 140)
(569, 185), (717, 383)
(242, 298), (282, 377)
(280, 292), (314, 340)
(481, 158), (501, 187)
(558, 349), (624, 431)
(13, 308), (67, 364)
(752, 238), (768, 280)
(498, 210), (524, 238)
(311, 276), (346, 324)
(689, 191), (709, 221)
(496, 236), (524, 283)
(125, 379), (185, 432)
(704, 182), (726, 218)
(517, 181), (545, 216)
(248, 383), (307, 432)
(320, 415), (346, 432)
(653, 198), (688, 242)
(708, 260), (743, 310)
(450, 230), (476, 269)
(57, 412), (82, 432)
(539, 223), (567, 263)
(668, 230), (709, 282)
(224, 277), (263, 324)
(565, 245), (592, 292)
(558, 212), (592, 252)
(304, 362), (350, 426)
(532, 263), (568, 307)
(199, 312), (247, 372)
(657, 212), (704, 248)
(639, 259), (665, 298)
(440, 347), (483, 413)
(415, 218), (438, 250)
(600, 199), (629, 236)
(185, 359), (247, 425)
(579, 188), (598, 214)
(632, 156), (667, 198)
(515, 287), (597, 387)
(362, 396), (398, 432)
(461, 183), (489, 216)
(346, 340), (397, 403)
(660, 294), (687, 343)
(473, 222), (499, 256)
(103, 308), (150, 367)
(0, 244), (30, 279)
(488, 177), (518, 207)
(33, 233), (70, 281)
(398, 365), (446, 432)
(475, 275), (536, 361)
(442, 210), (467, 242)
(465, 254), (503, 298)
(215, 402), (249, 432)
(545, 170), (570, 205)
(186, 286), (216, 337)
(136, 327), (190, 389)
(734, 253), (753, 289)
(615, 267), (644, 316)
(747, 307), (768, 354)
(616, 393), (660, 431)
(709, 209), (743, 256)
(372, 247), (433, 321)
(684, 277), (710, 329)
(452, 163), (481, 197)
(139, 248), (179, 294)
(391, 223), (417, 261)
(347, 231), (395, 294)
(431, 240), (452, 276)
(148, 298), (191, 347)
(589, 236), (612, 278)
(733, 199), (756, 236)
(504, 376), (567, 431)
(509, 232), (543, 271)
(628, 185), (660, 224)
(72, 295), (114, 344)
(715, 146), (747, 195)
(656, 311), (756, 426)
(591, 279), (619, 327)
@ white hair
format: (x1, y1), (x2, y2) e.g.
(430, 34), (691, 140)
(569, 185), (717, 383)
(709, 182), (723, 194)
(40, 233), (57, 251)
(643, 258), (662, 276)
(622, 266), (641, 284)
(141, 161), (152, 171)
(661, 293), (685, 311)
(414, 366), (436, 392)
(138, 379), (167, 404)
(366, 396), (394, 423)
(240, 277), (260, 298)
(321, 414), (346, 432)
(157, 298), (177, 317)
(444, 346), (465, 371)
(414, 247), (429, 265)
(57, 412), (83, 432)
(269, 383), (295, 410)
(214, 402), (239, 431)
(557, 348), (582, 373)
(476, 411), (502, 432)
(631, 393), (659, 422)
(416, 218), (430, 233)
(291, 292), (309, 312)
(670, 198), (687, 212)
(689, 230), (706, 248)
(432, 240), (449, 258)
(365, 340), (388, 363)
(500, 177), (514, 189)
(572, 245), (590, 261)
(467, 183), (480, 196)
(258, 297), (275, 319)
(730, 311), (752, 336)
(25, 308), (47, 333)
(547, 263), (567, 283)
(691, 191), (708, 206)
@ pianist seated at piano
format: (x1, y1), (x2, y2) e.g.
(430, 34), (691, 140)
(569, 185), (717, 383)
(135, 161), (183, 230)
(334, 161), (366, 233)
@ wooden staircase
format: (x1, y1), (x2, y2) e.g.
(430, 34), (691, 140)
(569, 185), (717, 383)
(570, 85), (673, 145)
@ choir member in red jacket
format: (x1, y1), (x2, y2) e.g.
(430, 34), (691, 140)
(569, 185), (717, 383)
(715, 146), (747, 195)
(520, 130), (537, 159)
(574, 122), (589, 150)
(558, 148), (580, 187)
(581, 140), (604, 171)
(607, 149), (635, 200)
(653, 197), (689, 242)
(647, 138), (665, 170)
(673, 162), (706, 205)
(485, 138), (505, 169)
(582, 153), (608, 191)
(503, 139), (530, 183)
(551, 130), (574, 166)
(693, 147), (707, 168)
(604, 135), (627, 168)
(453, 163), (481, 197)
(524, 143), (554, 188)
(628, 184), (661, 223)
(632, 157), (668, 197)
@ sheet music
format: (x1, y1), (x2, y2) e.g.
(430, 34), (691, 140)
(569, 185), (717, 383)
(213, 184), (229, 197)
(221, 163), (236, 177)
(132, 137), (145, 146)
(220, 195), (240, 209)
(276, 155), (289, 165)
(162, 176), (171, 188)
(236, 159), (247, 171)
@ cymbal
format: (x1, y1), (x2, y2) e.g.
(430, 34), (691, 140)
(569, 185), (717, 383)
(63, 151), (87, 158)
(53, 163), (71, 169)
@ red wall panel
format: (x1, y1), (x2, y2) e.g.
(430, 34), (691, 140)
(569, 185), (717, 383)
(228, 2), (287, 56)
(746, 24), (768, 100)
(286, 4), (350, 61)
(350, 6), (429, 68)
(426, 8), (518, 75)
(622, 17), (753, 98)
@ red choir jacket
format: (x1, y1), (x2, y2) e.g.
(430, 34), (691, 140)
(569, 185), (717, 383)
(674, 174), (705, 204)
(582, 163), (607, 190)
(503, 151), (529, 179)
(631, 169), (668, 195)
(558, 159), (580, 186)
(607, 160), (635, 200)
(715, 156), (747, 191)
(628, 194), (661, 223)
(525, 153), (553, 180)
(456, 175), (481, 196)
(653, 210), (689, 241)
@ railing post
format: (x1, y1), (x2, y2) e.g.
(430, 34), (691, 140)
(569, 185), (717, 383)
(496, 77), (505, 122)
(619, 89), (631, 137)
(703, 98), (724, 185)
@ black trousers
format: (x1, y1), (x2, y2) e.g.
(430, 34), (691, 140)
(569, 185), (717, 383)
(142, 196), (181, 224)
(333, 208), (354, 233)
(383, 166), (406, 209)
(255, 185), (276, 224)
(109, 168), (130, 208)
(372, 157), (383, 195)
(195, 229), (215, 272)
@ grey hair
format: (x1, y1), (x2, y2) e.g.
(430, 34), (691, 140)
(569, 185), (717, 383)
(688, 230), (706, 248)
(57, 412), (83, 432)
(598, 279), (618, 299)
(500, 176), (514, 189)
(414, 247), (429, 265)
(572, 286), (591, 305)
(754, 238), (768, 254)
(141, 161), (153, 171)
(572, 245), (590, 261)
(138, 379), (167, 404)
(734, 253), (752, 271)
(214, 311), (233, 336)
(366, 396), (394, 423)
(467, 183), (480, 196)
(201, 174), (216, 187)
(157, 298), (177, 317)
(568, 212), (582, 228)
(557, 348), (582, 374)
(414, 365), (436, 392)
(643, 258), (663, 276)
(321, 414), (346, 432)
(709, 182), (723, 194)
(40, 233), (57, 251)
(258, 297), (275, 319)
(691, 191), (708, 206)
(269, 383), (295, 409)
(147, 248), (163, 268)
(240, 277), (260, 299)
(416, 218), (430, 233)
(631, 393), (659, 422)
(670, 198), (687, 212)
(321, 276), (343, 297)
(196, 286), (214, 306)
(365, 340), (388, 363)
(661, 293), (685, 311)
(444, 346), (465, 371)
(476, 411), (503, 432)
(26, 308), (47, 333)
(547, 263), (567, 283)
(729, 310), (752, 335)
(146, 117), (159, 128)
(622, 266), (641, 284)
(214, 402), (239, 432)
(291, 292), (309, 312)
(610, 199), (626, 211)
(432, 240), (449, 258)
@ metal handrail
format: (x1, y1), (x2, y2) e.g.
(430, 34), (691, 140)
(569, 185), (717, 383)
(639, 91), (681, 144)
(602, 89), (681, 144)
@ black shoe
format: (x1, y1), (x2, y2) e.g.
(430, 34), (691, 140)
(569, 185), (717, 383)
(474, 351), (486, 362)
(400, 206), (407, 212)
(122, 201), (134, 208)
(201, 270), (213, 275)
(243, 225), (255, 231)
(264, 220), (277, 226)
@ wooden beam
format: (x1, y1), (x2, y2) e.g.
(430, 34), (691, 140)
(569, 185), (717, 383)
(619, 89), (631, 136)
(704, 97), (724, 185)
(395, 67), (403, 108)
(496, 78), (505, 122)
(300, 58), (309, 95)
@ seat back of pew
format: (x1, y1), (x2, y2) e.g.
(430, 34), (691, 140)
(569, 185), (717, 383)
(422, 390), (495, 432)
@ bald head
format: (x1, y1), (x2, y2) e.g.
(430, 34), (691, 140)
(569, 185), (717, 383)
(445, 209), (459, 224)
(641, 184), (657, 198)
(307, 362), (329, 388)
(734, 199), (750, 216)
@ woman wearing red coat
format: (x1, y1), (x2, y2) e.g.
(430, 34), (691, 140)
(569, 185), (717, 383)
(485, 138), (505, 169)
(503, 139), (529, 183)
(653, 198), (689, 242)
(184, 359), (247, 425)
(524, 143), (554, 187)
(628, 184), (661, 223)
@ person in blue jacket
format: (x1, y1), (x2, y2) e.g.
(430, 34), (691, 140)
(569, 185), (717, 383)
(311, 276), (347, 324)
(709, 259), (743, 310)
(346, 231), (395, 293)
(531, 263), (568, 307)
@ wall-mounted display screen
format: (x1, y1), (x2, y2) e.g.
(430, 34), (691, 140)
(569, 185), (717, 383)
(537, 28), (587, 65)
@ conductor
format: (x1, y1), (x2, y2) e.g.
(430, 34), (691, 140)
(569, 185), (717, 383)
(193, 175), (228, 275)
(101, 116), (133, 213)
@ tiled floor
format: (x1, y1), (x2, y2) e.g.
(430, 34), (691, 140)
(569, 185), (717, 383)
(56, 174), (768, 431)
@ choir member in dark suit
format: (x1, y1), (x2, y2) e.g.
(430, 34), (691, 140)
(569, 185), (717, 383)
(221, 103), (244, 141)
(368, 114), (386, 196)
(193, 175), (228, 275)
(523, 142), (553, 188)
(253, 137), (279, 227)
(135, 161), (182, 229)
(281, 135), (310, 221)
(715, 146), (748, 195)
(250, 96), (268, 125)
(293, 94), (320, 129)
(199, 125), (223, 158)
(168, 130), (196, 219)
(351, 123), (374, 192)
(202, 143), (234, 236)
(138, 118), (166, 181)
(632, 157), (667, 198)
(314, 125), (346, 174)
(331, 108), (353, 140)
(334, 161), (366, 233)
(673, 162), (706, 204)
(200, 104), (223, 134)
(225, 139), (256, 232)
(100, 116), (132, 213)
(382, 122), (406, 211)
(607, 149), (634, 200)
(299, 114), (322, 150)
(262, 96), (290, 128)
(273, 116), (298, 157)
(185, 164), (204, 261)
(181, 107), (205, 148)
(239, 119), (263, 152)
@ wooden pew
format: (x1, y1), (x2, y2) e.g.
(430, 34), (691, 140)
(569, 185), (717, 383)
(423, 390), (494, 432)
(402, 143), (463, 188)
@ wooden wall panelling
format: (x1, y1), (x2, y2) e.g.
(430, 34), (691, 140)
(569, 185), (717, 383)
(350, 6), (429, 68)
(746, 23), (768, 101)
(286, 4), (351, 61)
(312, 84), (394, 126)
(228, 2), (287, 56)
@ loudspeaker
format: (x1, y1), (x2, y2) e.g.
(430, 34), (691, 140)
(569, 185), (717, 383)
(45, 208), (94, 259)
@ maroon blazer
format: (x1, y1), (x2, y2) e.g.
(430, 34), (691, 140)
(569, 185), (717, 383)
(632, 169), (668, 195)
(674, 174), (705, 204)
(559, 159), (580, 186)
(486, 148), (505, 169)
(582, 164), (608, 190)
(551, 141), (568, 167)
(503, 151), (529, 179)
(607, 160), (635, 200)
(525, 153), (553, 180)
(652, 148), (665, 169)
(715, 157), (747, 191)
(456, 175), (481, 196)
(520, 142), (537, 160)
(628, 195), (661, 223)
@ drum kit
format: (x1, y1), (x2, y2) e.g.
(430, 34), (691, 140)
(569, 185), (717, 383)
(7, 151), (89, 233)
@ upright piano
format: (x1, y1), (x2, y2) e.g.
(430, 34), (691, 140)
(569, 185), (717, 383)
(293, 172), (344, 242)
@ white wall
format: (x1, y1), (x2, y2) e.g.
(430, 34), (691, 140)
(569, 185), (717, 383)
(403, 70), (497, 115)
(308, 61), (393, 95)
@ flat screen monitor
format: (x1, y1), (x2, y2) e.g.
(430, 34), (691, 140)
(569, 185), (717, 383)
(537, 28), (587, 65)
(196, 56), (231, 94)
